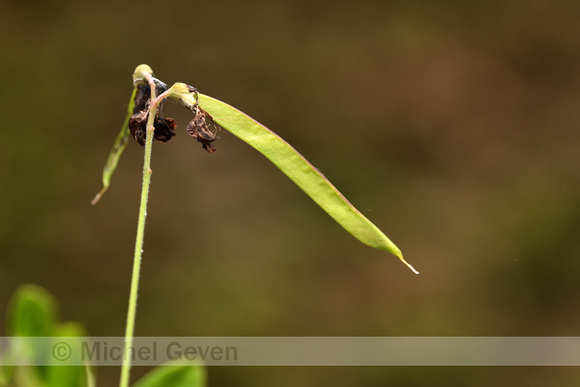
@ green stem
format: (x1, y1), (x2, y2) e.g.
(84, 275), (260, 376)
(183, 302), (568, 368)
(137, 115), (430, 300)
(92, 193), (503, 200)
(119, 74), (159, 387)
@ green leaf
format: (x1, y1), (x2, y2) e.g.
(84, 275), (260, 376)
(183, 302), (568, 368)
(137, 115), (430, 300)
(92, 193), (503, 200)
(196, 93), (418, 273)
(46, 323), (93, 387)
(3, 284), (59, 387)
(91, 87), (137, 204)
(7, 284), (58, 337)
(132, 362), (206, 387)
(4, 285), (94, 387)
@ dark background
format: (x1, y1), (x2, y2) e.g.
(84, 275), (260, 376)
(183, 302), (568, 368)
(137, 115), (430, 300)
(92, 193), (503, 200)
(2, 0), (580, 385)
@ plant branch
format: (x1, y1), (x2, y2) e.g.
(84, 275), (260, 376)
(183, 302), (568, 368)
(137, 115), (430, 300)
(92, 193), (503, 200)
(119, 73), (159, 387)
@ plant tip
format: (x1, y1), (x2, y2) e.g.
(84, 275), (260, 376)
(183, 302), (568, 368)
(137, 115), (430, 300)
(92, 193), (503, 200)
(399, 255), (419, 274)
(132, 64), (154, 86)
(91, 187), (107, 205)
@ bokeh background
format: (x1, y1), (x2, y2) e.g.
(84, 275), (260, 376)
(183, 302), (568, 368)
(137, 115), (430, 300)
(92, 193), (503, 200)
(2, 0), (580, 385)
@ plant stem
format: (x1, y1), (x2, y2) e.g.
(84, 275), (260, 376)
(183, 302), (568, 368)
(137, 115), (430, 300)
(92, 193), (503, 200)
(119, 74), (159, 387)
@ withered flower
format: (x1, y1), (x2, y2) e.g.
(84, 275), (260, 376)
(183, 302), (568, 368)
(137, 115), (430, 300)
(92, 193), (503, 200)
(127, 78), (219, 151)
(133, 78), (169, 113)
(129, 111), (177, 146)
(186, 105), (219, 153)
(129, 79), (176, 146)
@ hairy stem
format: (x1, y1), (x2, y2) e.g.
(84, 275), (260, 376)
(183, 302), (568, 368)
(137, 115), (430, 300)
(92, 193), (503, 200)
(119, 73), (159, 387)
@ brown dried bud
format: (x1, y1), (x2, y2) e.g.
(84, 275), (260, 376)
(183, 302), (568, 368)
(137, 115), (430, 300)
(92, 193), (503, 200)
(129, 78), (176, 146)
(186, 105), (218, 153)
(129, 111), (176, 146)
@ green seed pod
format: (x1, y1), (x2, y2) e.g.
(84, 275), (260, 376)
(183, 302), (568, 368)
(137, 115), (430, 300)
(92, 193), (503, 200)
(196, 93), (418, 273)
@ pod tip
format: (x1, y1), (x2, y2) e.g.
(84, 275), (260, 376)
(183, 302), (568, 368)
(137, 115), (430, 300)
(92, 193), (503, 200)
(398, 254), (419, 274)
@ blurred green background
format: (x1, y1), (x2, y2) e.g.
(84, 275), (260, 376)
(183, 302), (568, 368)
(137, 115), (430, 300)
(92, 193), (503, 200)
(2, 0), (580, 385)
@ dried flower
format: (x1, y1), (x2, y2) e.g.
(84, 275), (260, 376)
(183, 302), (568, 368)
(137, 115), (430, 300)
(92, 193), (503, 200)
(129, 80), (176, 146)
(129, 111), (177, 146)
(186, 105), (219, 153)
